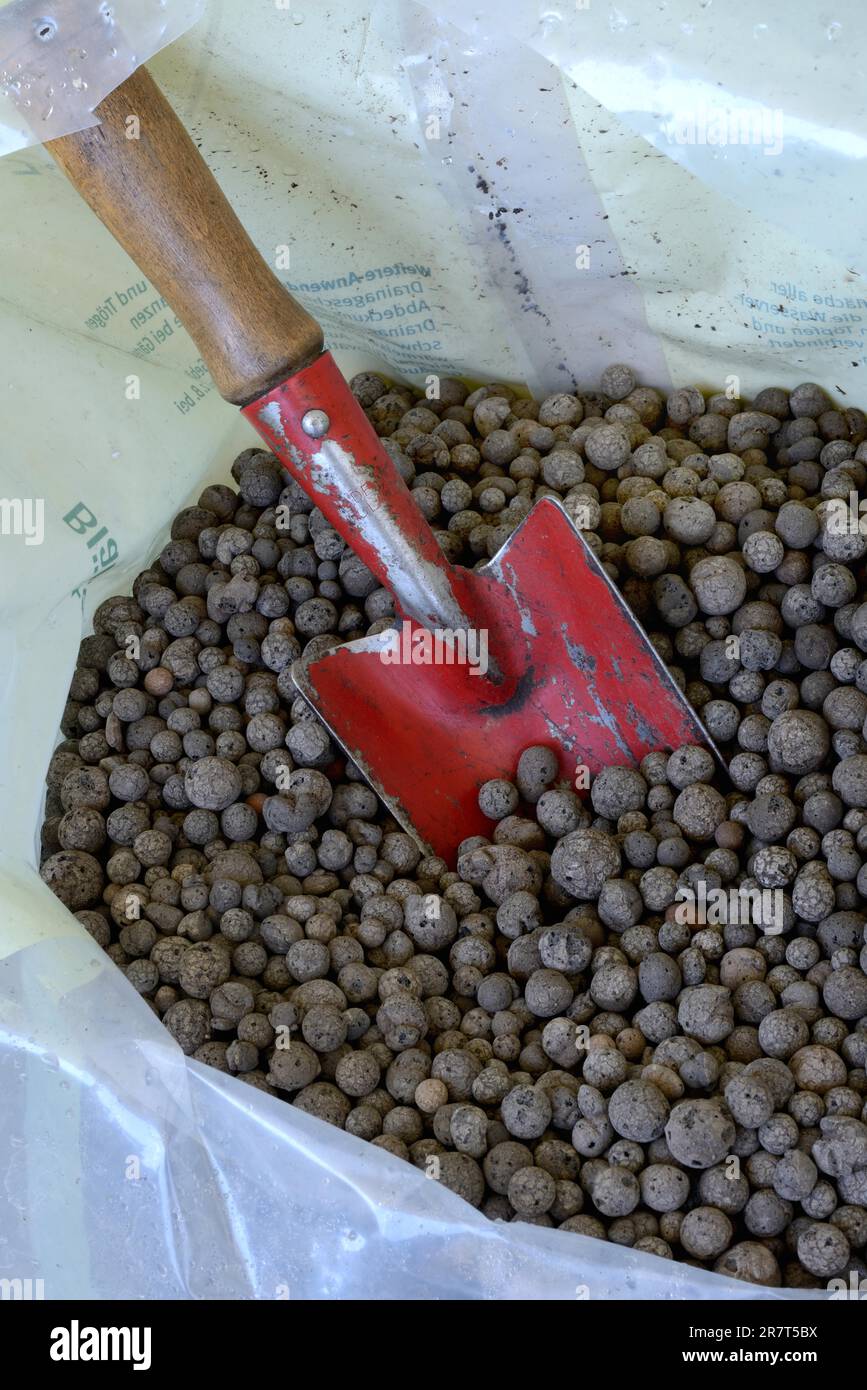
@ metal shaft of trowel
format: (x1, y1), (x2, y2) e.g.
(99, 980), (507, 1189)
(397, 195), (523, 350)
(246, 350), (486, 639)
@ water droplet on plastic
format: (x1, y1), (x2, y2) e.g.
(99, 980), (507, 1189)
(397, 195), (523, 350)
(753, 22), (768, 37)
(111, 448), (120, 459)
(609, 8), (629, 32)
(441, 155), (453, 166)
(827, 21), (841, 40)
(72, 77), (88, 92)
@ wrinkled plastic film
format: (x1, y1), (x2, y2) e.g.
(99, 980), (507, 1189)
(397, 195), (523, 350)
(410, 1), (867, 397)
(0, 0), (204, 155)
(425, 1), (866, 268)
(0, 913), (825, 1300)
(399, 3), (671, 397)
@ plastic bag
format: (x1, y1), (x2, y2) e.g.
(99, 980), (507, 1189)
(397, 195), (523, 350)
(0, 899), (823, 1300)
(0, 0), (204, 154)
(1, 0), (857, 1298)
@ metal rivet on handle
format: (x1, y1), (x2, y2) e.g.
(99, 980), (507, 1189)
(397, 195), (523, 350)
(301, 409), (330, 438)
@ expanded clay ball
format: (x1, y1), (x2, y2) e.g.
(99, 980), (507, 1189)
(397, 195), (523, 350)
(600, 364), (636, 401)
(639, 1164), (690, 1213)
(666, 745), (715, 789)
(665, 1100), (736, 1169)
(673, 783), (727, 840)
(823, 966), (867, 1020)
(516, 745), (559, 803)
(608, 1080), (669, 1142)
(551, 829), (621, 899)
(767, 710), (830, 775)
(689, 556), (747, 615)
(435, 1153), (485, 1207)
(40, 850), (103, 908)
(724, 1073), (775, 1128)
(680, 1207), (733, 1259)
(184, 756), (243, 811)
(404, 894), (458, 950)
(335, 1051), (380, 1098)
(796, 1222), (850, 1277)
(478, 779), (520, 820)
(269, 1041), (321, 1093)
(585, 424), (632, 471)
(501, 1084), (552, 1139)
(714, 1243), (781, 1287)
(508, 1165), (557, 1215)
(525, 968), (573, 1018)
(591, 1167), (640, 1217)
(590, 765), (647, 819)
(40, 373), (867, 1290)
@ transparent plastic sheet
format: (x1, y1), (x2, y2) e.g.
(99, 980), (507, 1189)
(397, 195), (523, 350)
(0, 0), (204, 154)
(0, 895), (822, 1300)
(402, 0), (867, 401)
(428, 1), (867, 269)
(0, 0), (860, 1299)
(398, 3), (671, 398)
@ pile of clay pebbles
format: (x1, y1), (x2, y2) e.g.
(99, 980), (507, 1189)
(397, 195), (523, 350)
(40, 369), (867, 1289)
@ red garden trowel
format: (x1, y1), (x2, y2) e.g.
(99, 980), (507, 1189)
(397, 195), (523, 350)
(45, 67), (709, 862)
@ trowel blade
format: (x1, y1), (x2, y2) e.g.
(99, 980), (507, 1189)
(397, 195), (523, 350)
(293, 497), (712, 862)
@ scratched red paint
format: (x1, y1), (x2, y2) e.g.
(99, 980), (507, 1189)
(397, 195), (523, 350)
(245, 355), (711, 863)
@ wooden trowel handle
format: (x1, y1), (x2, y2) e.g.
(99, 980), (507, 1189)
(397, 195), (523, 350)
(46, 67), (324, 405)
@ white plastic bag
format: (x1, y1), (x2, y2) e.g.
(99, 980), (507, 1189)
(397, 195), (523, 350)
(0, 896), (823, 1300)
(1, 0), (859, 1298)
(0, 0), (204, 153)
